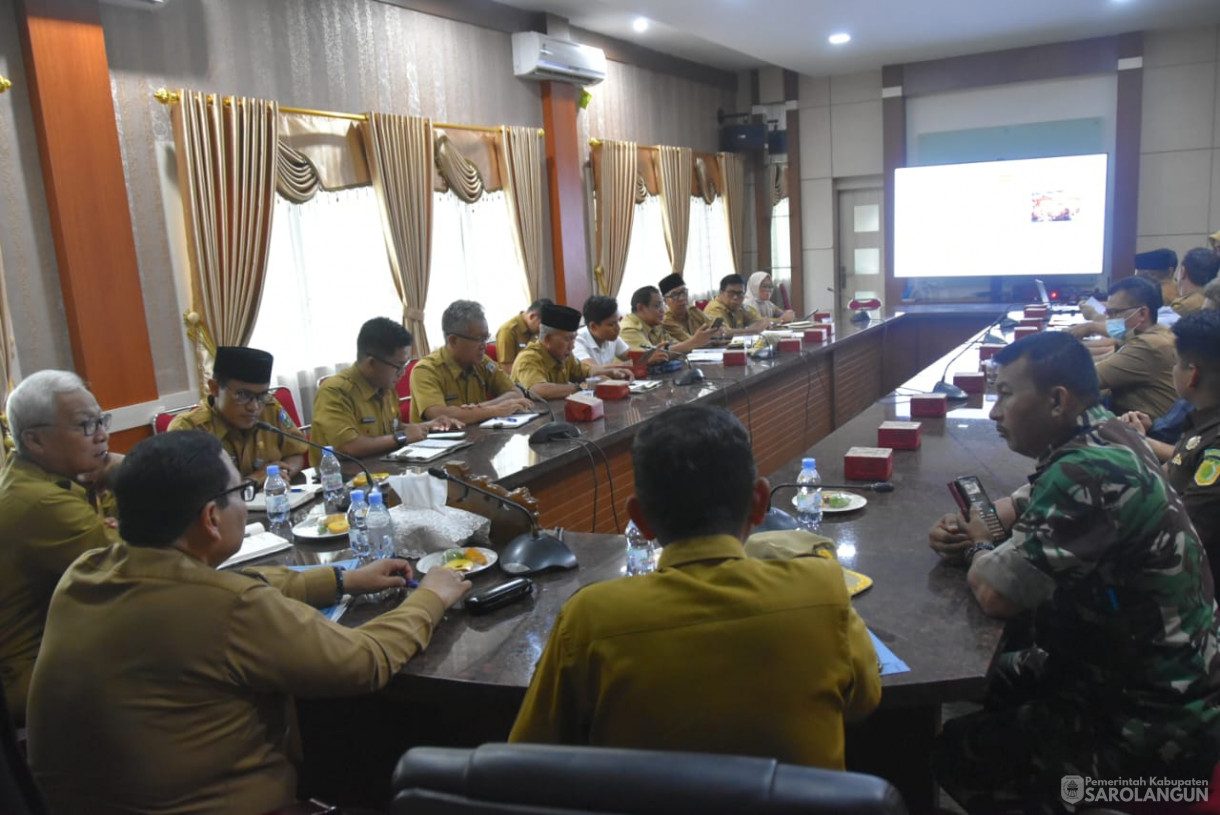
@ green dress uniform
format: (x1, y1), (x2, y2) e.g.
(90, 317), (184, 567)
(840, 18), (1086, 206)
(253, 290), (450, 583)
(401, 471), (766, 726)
(702, 298), (763, 330)
(935, 406), (1220, 812)
(28, 543), (447, 815)
(309, 365), (401, 467)
(408, 347), (515, 423)
(0, 455), (118, 723)
(495, 313), (535, 370)
(511, 341), (591, 390)
(1166, 403), (1220, 588)
(167, 399), (308, 477)
(1094, 323), (1178, 419)
(619, 312), (672, 350)
(662, 305), (711, 343)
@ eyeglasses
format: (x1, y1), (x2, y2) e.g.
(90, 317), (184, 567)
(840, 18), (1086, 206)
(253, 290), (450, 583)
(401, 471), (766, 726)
(1108, 305), (1141, 319)
(226, 387), (273, 406)
(664, 289), (689, 301)
(29, 413), (112, 437)
(371, 356), (410, 374)
(203, 479), (257, 506)
(724, 289), (746, 298)
(451, 332), (491, 344)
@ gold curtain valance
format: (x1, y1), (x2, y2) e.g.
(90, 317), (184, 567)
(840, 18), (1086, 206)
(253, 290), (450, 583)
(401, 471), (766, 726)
(591, 141), (725, 204)
(770, 164), (789, 206)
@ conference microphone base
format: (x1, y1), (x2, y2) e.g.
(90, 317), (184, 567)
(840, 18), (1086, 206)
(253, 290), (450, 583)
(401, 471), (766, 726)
(674, 367), (705, 386)
(499, 531), (578, 575)
(932, 380), (970, 401)
(529, 421), (580, 444)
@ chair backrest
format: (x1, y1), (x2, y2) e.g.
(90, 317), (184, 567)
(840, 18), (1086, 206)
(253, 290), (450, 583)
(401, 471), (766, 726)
(485, 341), (498, 362)
(398, 396), (412, 425)
(396, 360), (420, 401)
(391, 743), (907, 815)
(151, 404), (197, 434)
(270, 386), (302, 427)
(695, 299), (710, 311)
(0, 682), (48, 815)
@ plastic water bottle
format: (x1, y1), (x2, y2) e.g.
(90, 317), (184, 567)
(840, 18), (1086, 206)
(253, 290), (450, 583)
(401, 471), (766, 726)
(793, 457), (823, 532)
(346, 489), (370, 564)
(624, 520), (656, 576)
(365, 491), (395, 560)
(319, 447), (346, 513)
(264, 464), (290, 530)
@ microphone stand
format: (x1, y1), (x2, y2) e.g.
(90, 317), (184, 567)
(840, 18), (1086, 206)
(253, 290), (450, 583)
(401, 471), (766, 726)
(254, 421), (374, 498)
(516, 384), (580, 444)
(427, 467), (576, 574)
(670, 349), (705, 386)
(932, 304), (1018, 400)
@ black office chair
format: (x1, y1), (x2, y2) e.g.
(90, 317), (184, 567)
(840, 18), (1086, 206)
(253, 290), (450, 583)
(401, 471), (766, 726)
(391, 743), (907, 815)
(0, 683), (48, 815)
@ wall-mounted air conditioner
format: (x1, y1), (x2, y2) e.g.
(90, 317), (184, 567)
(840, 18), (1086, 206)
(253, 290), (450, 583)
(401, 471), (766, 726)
(512, 32), (606, 86)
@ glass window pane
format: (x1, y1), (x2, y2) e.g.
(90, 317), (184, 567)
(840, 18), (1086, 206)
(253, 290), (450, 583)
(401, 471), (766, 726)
(854, 204), (879, 233)
(854, 247), (880, 275)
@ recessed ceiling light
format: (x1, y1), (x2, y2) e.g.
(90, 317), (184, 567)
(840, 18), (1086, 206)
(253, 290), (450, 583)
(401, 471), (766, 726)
(828, 32), (851, 45)
(633, 17), (650, 33)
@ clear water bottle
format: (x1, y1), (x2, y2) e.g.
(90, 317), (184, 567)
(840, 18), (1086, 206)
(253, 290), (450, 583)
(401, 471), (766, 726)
(625, 520), (657, 576)
(365, 491), (395, 560)
(264, 464), (290, 531)
(346, 489), (371, 564)
(319, 446), (346, 513)
(793, 457), (823, 532)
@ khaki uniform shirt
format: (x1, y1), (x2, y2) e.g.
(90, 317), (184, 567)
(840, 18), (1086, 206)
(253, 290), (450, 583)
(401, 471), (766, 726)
(0, 456), (118, 723)
(409, 346), (515, 423)
(29, 543), (447, 815)
(1172, 290), (1206, 317)
(662, 305), (711, 342)
(703, 298), (763, 330)
(167, 400), (308, 476)
(309, 365), (400, 466)
(511, 341), (591, 390)
(619, 312), (671, 350)
(495, 313), (535, 370)
(1095, 323), (1178, 419)
(510, 533), (881, 769)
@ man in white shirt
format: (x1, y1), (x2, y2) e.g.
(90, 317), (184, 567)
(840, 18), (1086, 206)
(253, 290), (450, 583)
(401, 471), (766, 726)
(574, 295), (630, 367)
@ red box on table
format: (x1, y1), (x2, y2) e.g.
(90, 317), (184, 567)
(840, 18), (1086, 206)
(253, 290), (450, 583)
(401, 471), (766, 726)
(1014, 326), (1039, 340)
(804, 328), (828, 344)
(594, 381), (630, 400)
(979, 343), (1004, 361)
(845, 446), (894, 481)
(910, 393), (948, 417)
(1024, 305), (1048, 318)
(779, 337), (803, 352)
(564, 392), (604, 422)
(1019, 317), (1044, 328)
(953, 371), (986, 393)
(878, 420), (922, 450)
(723, 349), (748, 366)
(814, 311), (832, 322)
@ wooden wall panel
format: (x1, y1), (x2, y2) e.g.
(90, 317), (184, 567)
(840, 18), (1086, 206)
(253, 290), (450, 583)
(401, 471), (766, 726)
(832, 333), (884, 426)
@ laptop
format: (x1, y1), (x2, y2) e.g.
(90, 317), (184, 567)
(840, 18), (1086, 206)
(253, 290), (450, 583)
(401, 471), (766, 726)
(1034, 278), (1079, 313)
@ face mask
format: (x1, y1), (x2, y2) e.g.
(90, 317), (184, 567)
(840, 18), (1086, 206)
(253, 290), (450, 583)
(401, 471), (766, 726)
(1106, 317), (1128, 339)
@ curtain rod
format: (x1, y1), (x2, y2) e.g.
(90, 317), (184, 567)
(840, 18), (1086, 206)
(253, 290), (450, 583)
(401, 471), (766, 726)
(0, 76), (11, 94)
(153, 88), (542, 136)
(589, 138), (659, 150)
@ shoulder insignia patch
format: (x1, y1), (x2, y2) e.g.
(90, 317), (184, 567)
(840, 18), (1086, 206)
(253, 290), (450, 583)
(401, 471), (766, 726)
(279, 408), (291, 427)
(1186, 435), (1202, 451)
(1195, 450), (1220, 488)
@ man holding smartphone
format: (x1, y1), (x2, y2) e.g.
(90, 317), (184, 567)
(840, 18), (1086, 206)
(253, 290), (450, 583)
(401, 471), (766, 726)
(926, 332), (1220, 813)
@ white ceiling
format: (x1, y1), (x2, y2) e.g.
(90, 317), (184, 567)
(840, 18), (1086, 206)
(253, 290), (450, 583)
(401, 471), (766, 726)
(492, 0), (1220, 76)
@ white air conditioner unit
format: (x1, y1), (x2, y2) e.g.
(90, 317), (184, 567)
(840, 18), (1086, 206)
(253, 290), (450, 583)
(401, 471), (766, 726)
(512, 32), (606, 86)
(100, 0), (174, 9)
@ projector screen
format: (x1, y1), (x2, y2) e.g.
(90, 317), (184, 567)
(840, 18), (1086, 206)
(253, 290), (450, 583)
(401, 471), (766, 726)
(894, 154), (1108, 278)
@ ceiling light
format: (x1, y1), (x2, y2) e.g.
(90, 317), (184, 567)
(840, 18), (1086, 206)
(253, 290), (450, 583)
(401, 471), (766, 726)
(633, 17), (650, 33)
(828, 32), (851, 45)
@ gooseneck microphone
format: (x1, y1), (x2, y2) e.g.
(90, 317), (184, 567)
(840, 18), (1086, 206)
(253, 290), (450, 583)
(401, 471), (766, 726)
(427, 467), (577, 575)
(515, 384), (580, 444)
(254, 420), (374, 490)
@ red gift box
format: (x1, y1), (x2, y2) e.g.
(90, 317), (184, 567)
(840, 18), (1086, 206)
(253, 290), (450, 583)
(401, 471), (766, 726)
(845, 446), (894, 481)
(1014, 326), (1039, 340)
(803, 328), (828, 344)
(813, 311), (832, 322)
(594, 381), (630, 400)
(1018, 317), (1043, 328)
(723, 349), (748, 366)
(911, 393), (948, 417)
(878, 420), (922, 450)
(779, 337), (803, 352)
(1024, 305), (1049, 318)
(564, 392), (605, 422)
(979, 343), (1004, 361)
(953, 371), (986, 393)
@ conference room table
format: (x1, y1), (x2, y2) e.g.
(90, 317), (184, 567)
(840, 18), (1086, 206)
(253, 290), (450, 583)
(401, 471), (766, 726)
(274, 305), (1035, 813)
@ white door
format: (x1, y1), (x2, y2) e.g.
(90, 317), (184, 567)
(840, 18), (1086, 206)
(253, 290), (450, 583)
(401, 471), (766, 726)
(836, 188), (884, 312)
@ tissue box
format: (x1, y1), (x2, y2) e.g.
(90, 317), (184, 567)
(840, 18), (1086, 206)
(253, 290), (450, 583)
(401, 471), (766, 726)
(953, 371), (986, 393)
(565, 392), (604, 422)
(779, 337), (803, 352)
(878, 420), (922, 450)
(979, 343), (1004, 361)
(911, 393), (948, 417)
(1014, 326), (1039, 340)
(845, 446), (893, 481)
(804, 328), (828, 344)
(595, 381), (630, 400)
(389, 505), (491, 556)
(814, 311), (832, 321)
(1024, 305), (1049, 318)
(724, 349), (748, 366)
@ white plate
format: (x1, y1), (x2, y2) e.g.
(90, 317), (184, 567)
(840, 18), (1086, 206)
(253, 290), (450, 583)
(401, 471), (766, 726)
(292, 515), (350, 540)
(821, 491), (867, 514)
(416, 547), (498, 576)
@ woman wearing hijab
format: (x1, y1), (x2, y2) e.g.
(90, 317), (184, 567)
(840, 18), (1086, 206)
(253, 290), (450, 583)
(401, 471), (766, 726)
(745, 271), (796, 324)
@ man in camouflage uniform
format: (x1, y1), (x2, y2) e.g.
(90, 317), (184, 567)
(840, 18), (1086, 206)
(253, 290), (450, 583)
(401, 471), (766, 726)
(928, 331), (1220, 814)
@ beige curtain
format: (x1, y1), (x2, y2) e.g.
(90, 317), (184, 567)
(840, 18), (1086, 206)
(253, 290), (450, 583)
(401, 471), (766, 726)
(696, 156), (718, 204)
(594, 140), (638, 297)
(718, 152), (747, 275)
(363, 113), (435, 355)
(434, 134), (486, 203)
(276, 142), (323, 203)
(656, 146), (693, 276)
(0, 246), (16, 464)
(500, 126), (546, 301)
(171, 90), (279, 394)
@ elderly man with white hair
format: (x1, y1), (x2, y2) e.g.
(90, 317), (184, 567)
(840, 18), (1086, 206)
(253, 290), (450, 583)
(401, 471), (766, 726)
(0, 370), (119, 724)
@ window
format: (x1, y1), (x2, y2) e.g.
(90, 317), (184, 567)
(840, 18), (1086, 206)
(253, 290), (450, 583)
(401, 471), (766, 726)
(615, 196), (667, 316)
(771, 197), (791, 292)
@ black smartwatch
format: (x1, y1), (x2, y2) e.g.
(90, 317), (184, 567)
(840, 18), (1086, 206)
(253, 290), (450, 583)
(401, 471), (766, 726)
(394, 430), (408, 447)
(332, 566), (346, 602)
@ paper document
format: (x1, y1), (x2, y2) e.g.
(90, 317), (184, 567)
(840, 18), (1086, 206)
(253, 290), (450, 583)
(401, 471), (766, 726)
(481, 412), (540, 429)
(686, 349), (726, 363)
(384, 438), (471, 463)
(628, 380), (662, 393)
(289, 558), (359, 621)
(246, 484), (320, 512)
(221, 528), (293, 568)
(868, 630), (911, 676)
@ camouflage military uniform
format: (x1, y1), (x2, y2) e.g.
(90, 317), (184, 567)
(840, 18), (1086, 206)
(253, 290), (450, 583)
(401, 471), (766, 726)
(1167, 404), (1220, 590)
(935, 405), (1220, 814)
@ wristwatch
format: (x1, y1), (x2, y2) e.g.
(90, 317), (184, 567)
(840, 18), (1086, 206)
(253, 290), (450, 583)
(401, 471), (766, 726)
(965, 541), (996, 566)
(394, 429), (408, 447)
(333, 566), (346, 603)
